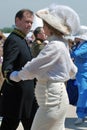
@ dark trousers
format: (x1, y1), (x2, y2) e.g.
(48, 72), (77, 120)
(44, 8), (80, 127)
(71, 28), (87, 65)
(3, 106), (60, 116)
(29, 97), (38, 126)
(0, 98), (38, 130)
(0, 117), (32, 130)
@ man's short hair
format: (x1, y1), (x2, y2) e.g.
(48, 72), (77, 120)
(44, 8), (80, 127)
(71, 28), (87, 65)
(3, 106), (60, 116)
(15, 9), (34, 21)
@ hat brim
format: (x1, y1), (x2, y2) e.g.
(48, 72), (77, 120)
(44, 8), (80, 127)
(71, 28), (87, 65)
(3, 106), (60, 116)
(75, 35), (87, 41)
(36, 10), (70, 35)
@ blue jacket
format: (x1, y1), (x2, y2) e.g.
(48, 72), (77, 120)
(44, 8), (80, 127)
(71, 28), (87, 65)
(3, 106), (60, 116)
(71, 41), (87, 75)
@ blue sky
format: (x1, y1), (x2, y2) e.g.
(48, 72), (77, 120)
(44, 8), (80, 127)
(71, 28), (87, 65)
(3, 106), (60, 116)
(0, 0), (87, 28)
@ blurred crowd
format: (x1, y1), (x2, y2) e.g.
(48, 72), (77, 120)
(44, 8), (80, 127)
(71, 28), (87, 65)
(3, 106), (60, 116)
(0, 31), (6, 90)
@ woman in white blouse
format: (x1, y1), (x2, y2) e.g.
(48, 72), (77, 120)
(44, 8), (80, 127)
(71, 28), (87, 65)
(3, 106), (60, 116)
(10, 5), (80, 130)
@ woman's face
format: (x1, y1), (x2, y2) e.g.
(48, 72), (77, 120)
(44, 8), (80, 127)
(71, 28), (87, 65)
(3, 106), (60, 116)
(43, 23), (51, 37)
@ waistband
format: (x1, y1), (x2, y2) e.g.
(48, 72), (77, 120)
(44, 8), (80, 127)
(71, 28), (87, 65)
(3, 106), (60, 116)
(37, 79), (64, 85)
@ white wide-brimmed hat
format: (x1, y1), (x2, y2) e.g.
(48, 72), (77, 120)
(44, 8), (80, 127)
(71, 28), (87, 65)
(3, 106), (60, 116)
(64, 25), (87, 41)
(78, 25), (87, 35)
(64, 35), (75, 41)
(75, 33), (87, 41)
(36, 5), (80, 35)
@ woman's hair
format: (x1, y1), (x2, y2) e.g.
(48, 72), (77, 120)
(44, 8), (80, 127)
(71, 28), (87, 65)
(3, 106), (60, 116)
(44, 21), (64, 37)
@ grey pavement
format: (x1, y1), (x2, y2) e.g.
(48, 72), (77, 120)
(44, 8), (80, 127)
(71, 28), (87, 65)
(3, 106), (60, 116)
(0, 105), (87, 130)
(65, 105), (87, 130)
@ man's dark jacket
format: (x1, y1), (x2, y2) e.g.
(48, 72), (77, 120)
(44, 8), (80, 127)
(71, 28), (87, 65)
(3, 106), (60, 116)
(0, 29), (35, 119)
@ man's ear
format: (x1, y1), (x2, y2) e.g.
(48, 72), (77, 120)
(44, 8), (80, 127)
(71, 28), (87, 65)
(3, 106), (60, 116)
(15, 17), (20, 26)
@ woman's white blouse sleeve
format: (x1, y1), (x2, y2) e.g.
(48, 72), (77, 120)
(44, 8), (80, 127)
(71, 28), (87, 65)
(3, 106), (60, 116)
(18, 42), (60, 80)
(18, 41), (77, 81)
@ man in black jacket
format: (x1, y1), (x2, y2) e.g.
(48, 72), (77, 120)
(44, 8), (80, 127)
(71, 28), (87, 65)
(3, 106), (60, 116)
(0, 9), (36, 130)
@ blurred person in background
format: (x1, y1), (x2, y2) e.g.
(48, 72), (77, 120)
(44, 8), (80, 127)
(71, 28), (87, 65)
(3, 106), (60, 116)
(31, 26), (48, 58)
(71, 33), (87, 125)
(26, 31), (35, 47)
(0, 32), (6, 90)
